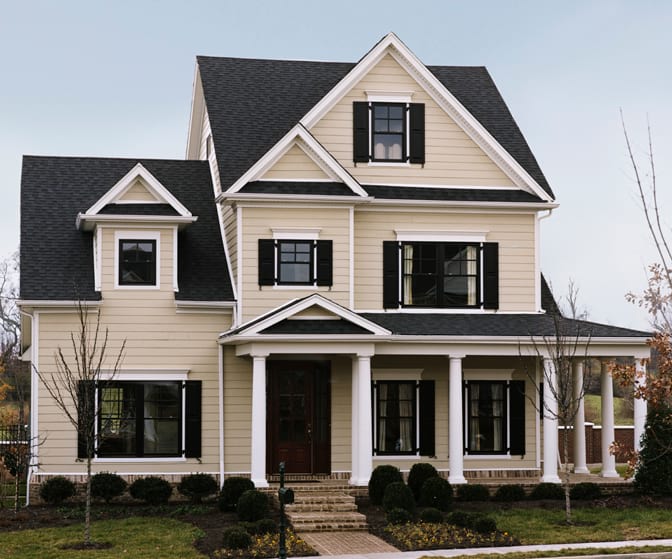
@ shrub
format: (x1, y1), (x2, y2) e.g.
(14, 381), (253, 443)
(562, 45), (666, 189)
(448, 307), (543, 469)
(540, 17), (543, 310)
(570, 482), (603, 501)
(368, 465), (403, 505)
(635, 405), (672, 496)
(420, 507), (443, 523)
(91, 472), (127, 503)
(39, 476), (76, 505)
(219, 477), (255, 511)
(254, 518), (278, 535)
(407, 463), (439, 501)
(529, 482), (564, 500)
(129, 476), (173, 505)
(237, 489), (269, 522)
(456, 483), (490, 502)
(386, 507), (412, 525)
(178, 473), (218, 503)
(446, 511), (477, 528)
(493, 484), (526, 502)
(222, 526), (252, 550)
(419, 476), (452, 511)
(382, 481), (415, 513)
(473, 515), (498, 534)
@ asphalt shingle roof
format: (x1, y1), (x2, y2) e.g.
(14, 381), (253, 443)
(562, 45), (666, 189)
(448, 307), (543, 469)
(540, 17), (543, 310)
(260, 319), (371, 335)
(198, 56), (554, 199)
(20, 156), (234, 302)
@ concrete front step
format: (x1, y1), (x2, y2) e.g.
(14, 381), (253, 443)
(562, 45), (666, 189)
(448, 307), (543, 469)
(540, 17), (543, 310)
(287, 511), (369, 532)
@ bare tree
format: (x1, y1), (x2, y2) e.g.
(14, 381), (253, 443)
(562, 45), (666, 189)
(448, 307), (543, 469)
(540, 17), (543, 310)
(35, 302), (125, 547)
(0, 251), (20, 362)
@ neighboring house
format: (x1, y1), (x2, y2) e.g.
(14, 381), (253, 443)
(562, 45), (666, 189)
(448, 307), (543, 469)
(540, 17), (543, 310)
(19, 33), (649, 492)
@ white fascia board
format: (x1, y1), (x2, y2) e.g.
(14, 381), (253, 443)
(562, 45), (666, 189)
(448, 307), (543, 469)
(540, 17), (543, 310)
(367, 199), (559, 211)
(76, 214), (197, 231)
(223, 124), (368, 198)
(186, 65), (205, 160)
(219, 193), (372, 205)
(85, 163), (193, 217)
(300, 32), (554, 203)
(17, 300), (102, 310)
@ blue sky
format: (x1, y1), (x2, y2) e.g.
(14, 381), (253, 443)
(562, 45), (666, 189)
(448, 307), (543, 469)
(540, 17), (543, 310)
(1, 0), (670, 329)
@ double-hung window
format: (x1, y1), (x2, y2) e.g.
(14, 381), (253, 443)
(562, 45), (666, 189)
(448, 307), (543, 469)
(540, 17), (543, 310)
(119, 240), (156, 286)
(258, 239), (333, 287)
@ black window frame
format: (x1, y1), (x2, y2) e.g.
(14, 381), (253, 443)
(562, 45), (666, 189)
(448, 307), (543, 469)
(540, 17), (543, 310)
(258, 239), (333, 287)
(465, 380), (508, 455)
(371, 102), (407, 163)
(373, 380), (417, 456)
(277, 240), (315, 285)
(401, 241), (481, 309)
(118, 239), (157, 286)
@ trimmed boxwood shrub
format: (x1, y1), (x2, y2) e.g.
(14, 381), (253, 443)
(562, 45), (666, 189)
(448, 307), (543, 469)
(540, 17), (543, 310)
(219, 477), (255, 511)
(386, 507), (412, 525)
(222, 526), (252, 550)
(473, 515), (498, 534)
(254, 518), (278, 535)
(91, 472), (127, 503)
(419, 476), (452, 511)
(456, 483), (490, 502)
(129, 476), (173, 505)
(407, 463), (439, 501)
(446, 511), (477, 528)
(382, 481), (415, 513)
(493, 484), (526, 502)
(420, 507), (443, 523)
(368, 465), (403, 505)
(570, 482), (603, 501)
(178, 473), (218, 503)
(529, 482), (564, 500)
(237, 489), (269, 522)
(40, 476), (76, 505)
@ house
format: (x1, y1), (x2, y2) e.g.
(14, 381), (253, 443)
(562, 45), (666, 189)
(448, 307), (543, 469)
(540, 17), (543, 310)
(19, 33), (649, 494)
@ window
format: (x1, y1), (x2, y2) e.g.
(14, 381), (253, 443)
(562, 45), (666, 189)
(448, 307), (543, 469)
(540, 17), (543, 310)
(372, 380), (434, 456)
(383, 241), (499, 309)
(353, 102), (425, 164)
(119, 240), (156, 286)
(77, 380), (201, 459)
(258, 239), (333, 287)
(464, 380), (526, 455)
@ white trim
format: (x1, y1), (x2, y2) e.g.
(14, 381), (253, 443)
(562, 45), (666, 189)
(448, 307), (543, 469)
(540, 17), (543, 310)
(464, 454), (512, 460)
(463, 369), (515, 381)
(349, 207), (354, 309)
(367, 162), (412, 168)
(361, 181), (527, 190)
(27, 311), (39, 504)
(354, 307), (498, 314)
(272, 228), (321, 240)
(98, 369), (190, 381)
(185, 65), (205, 160)
(77, 214), (197, 231)
(113, 230), (161, 290)
(237, 206), (243, 322)
(93, 228), (102, 291)
(17, 300), (102, 309)
(218, 346), (225, 488)
(372, 369), (423, 381)
(366, 90), (414, 103)
(93, 457), (188, 463)
(270, 285), (330, 291)
(172, 225), (179, 291)
(257, 177), (334, 183)
(395, 230), (489, 243)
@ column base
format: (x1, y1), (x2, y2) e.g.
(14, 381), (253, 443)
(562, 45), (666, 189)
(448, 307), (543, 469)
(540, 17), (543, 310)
(349, 476), (370, 487)
(448, 475), (467, 485)
(600, 470), (619, 478)
(573, 466), (590, 475)
(540, 474), (561, 484)
(252, 478), (269, 488)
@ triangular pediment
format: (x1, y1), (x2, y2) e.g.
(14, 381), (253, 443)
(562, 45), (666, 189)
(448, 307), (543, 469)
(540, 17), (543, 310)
(259, 144), (331, 181)
(117, 177), (163, 202)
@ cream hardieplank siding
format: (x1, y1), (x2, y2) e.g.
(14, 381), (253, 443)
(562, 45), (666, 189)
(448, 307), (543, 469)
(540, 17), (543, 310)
(34, 225), (231, 479)
(310, 54), (516, 188)
(260, 144), (331, 181)
(240, 205), (351, 322)
(353, 208), (537, 312)
(118, 179), (158, 202)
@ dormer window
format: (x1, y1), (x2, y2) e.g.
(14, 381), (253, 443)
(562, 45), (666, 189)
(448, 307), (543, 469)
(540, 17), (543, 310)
(119, 240), (156, 286)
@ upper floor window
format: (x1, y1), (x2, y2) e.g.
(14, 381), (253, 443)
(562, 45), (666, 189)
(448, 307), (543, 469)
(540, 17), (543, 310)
(119, 240), (156, 286)
(353, 102), (425, 164)
(383, 241), (499, 309)
(258, 239), (333, 287)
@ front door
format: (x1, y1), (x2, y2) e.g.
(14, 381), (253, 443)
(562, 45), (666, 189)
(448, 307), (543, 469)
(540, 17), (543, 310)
(267, 361), (330, 474)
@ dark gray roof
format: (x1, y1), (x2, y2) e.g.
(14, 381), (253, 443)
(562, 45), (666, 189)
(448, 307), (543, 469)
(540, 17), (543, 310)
(363, 185), (544, 203)
(99, 203), (180, 215)
(240, 181), (356, 197)
(198, 56), (554, 199)
(260, 319), (371, 335)
(20, 156), (234, 302)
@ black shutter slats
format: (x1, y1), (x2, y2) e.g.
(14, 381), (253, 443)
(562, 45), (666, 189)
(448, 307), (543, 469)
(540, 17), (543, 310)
(509, 380), (526, 455)
(184, 380), (202, 458)
(383, 241), (399, 308)
(419, 380), (435, 456)
(315, 240), (333, 286)
(409, 103), (425, 164)
(258, 239), (275, 286)
(482, 242), (499, 309)
(353, 102), (370, 163)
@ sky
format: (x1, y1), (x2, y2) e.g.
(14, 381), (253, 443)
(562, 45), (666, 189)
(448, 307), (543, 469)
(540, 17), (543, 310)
(1, 0), (670, 330)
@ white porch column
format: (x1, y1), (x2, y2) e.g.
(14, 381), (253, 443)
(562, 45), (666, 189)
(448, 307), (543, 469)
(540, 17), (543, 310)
(542, 357), (561, 483)
(349, 357), (360, 485)
(352, 353), (373, 486)
(600, 360), (618, 478)
(449, 355), (467, 485)
(634, 359), (648, 454)
(250, 354), (269, 488)
(572, 360), (589, 474)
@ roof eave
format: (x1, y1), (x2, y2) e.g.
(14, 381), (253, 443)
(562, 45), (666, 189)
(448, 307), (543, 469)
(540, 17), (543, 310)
(76, 214), (198, 231)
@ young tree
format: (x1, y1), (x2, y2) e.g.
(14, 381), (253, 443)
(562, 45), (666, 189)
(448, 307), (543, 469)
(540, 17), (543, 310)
(35, 302), (125, 546)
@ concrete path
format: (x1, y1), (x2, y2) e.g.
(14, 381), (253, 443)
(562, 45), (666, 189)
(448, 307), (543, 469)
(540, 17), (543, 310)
(299, 537), (672, 559)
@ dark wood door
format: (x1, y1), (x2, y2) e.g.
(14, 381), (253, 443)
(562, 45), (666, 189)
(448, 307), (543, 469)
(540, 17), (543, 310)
(267, 361), (330, 474)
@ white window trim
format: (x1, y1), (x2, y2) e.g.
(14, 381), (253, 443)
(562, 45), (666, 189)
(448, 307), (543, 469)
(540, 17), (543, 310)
(114, 230), (161, 290)
(366, 96), (413, 166)
(271, 228), (321, 240)
(395, 230), (489, 243)
(366, 91), (414, 103)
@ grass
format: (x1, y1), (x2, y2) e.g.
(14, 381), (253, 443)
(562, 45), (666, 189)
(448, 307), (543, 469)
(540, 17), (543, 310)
(1, 516), (206, 558)
(583, 395), (632, 425)
(490, 507), (672, 545)
(424, 545), (672, 559)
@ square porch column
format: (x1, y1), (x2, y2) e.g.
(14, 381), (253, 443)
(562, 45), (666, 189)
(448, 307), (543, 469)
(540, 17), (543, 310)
(572, 360), (589, 474)
(634, 359), (648, 453)
(349, 357), (360, 485)
(251, 354), (269, 488)
(542, 357), (561, 483)
(351, 353), (373, 486)
(600, 360), (618, 478)
(449, 355), (467, 485)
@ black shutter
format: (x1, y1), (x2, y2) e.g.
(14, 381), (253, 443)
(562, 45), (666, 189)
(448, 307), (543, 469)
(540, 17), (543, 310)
(353, 102), (370, 163)
(372, 381), (377, 454)
(77, 381), (95, 459)
(409, 103), (425, 164)
(383, 241), (400, 309)
(419, 380), (435, 456)
(315, 240), (333, 286)
(184, 380), (202, 458)
(509, 381), (526, 455)
(482, 242), (499, 309)
(258, 239), (275, 286)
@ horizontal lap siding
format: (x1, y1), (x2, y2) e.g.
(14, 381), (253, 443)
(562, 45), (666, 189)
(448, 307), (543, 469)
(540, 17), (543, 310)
(241, 206), (350, 322)
(310, 54), (516, 187)
(330, 357), (352, 472)
(118, 180), (156, 201)
(354, 210), (536, 311)
(261, 145), (330, 181)
(222, 347), (252, 472)
(223, 206), (237, 290)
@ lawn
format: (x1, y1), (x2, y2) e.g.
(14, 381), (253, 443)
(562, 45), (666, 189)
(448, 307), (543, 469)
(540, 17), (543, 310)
(1, 516), (206, 559)
(583, 395), (632, 425)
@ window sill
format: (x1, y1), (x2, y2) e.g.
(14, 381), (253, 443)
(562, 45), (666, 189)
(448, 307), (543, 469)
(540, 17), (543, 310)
(464, 454), (511, 460)
(373, 454), (421, 460)
(114, 284), (161, 290)
(367, 161), (412, 167)
(93, 457), (187, 463)
(269, 285), (331, 290)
